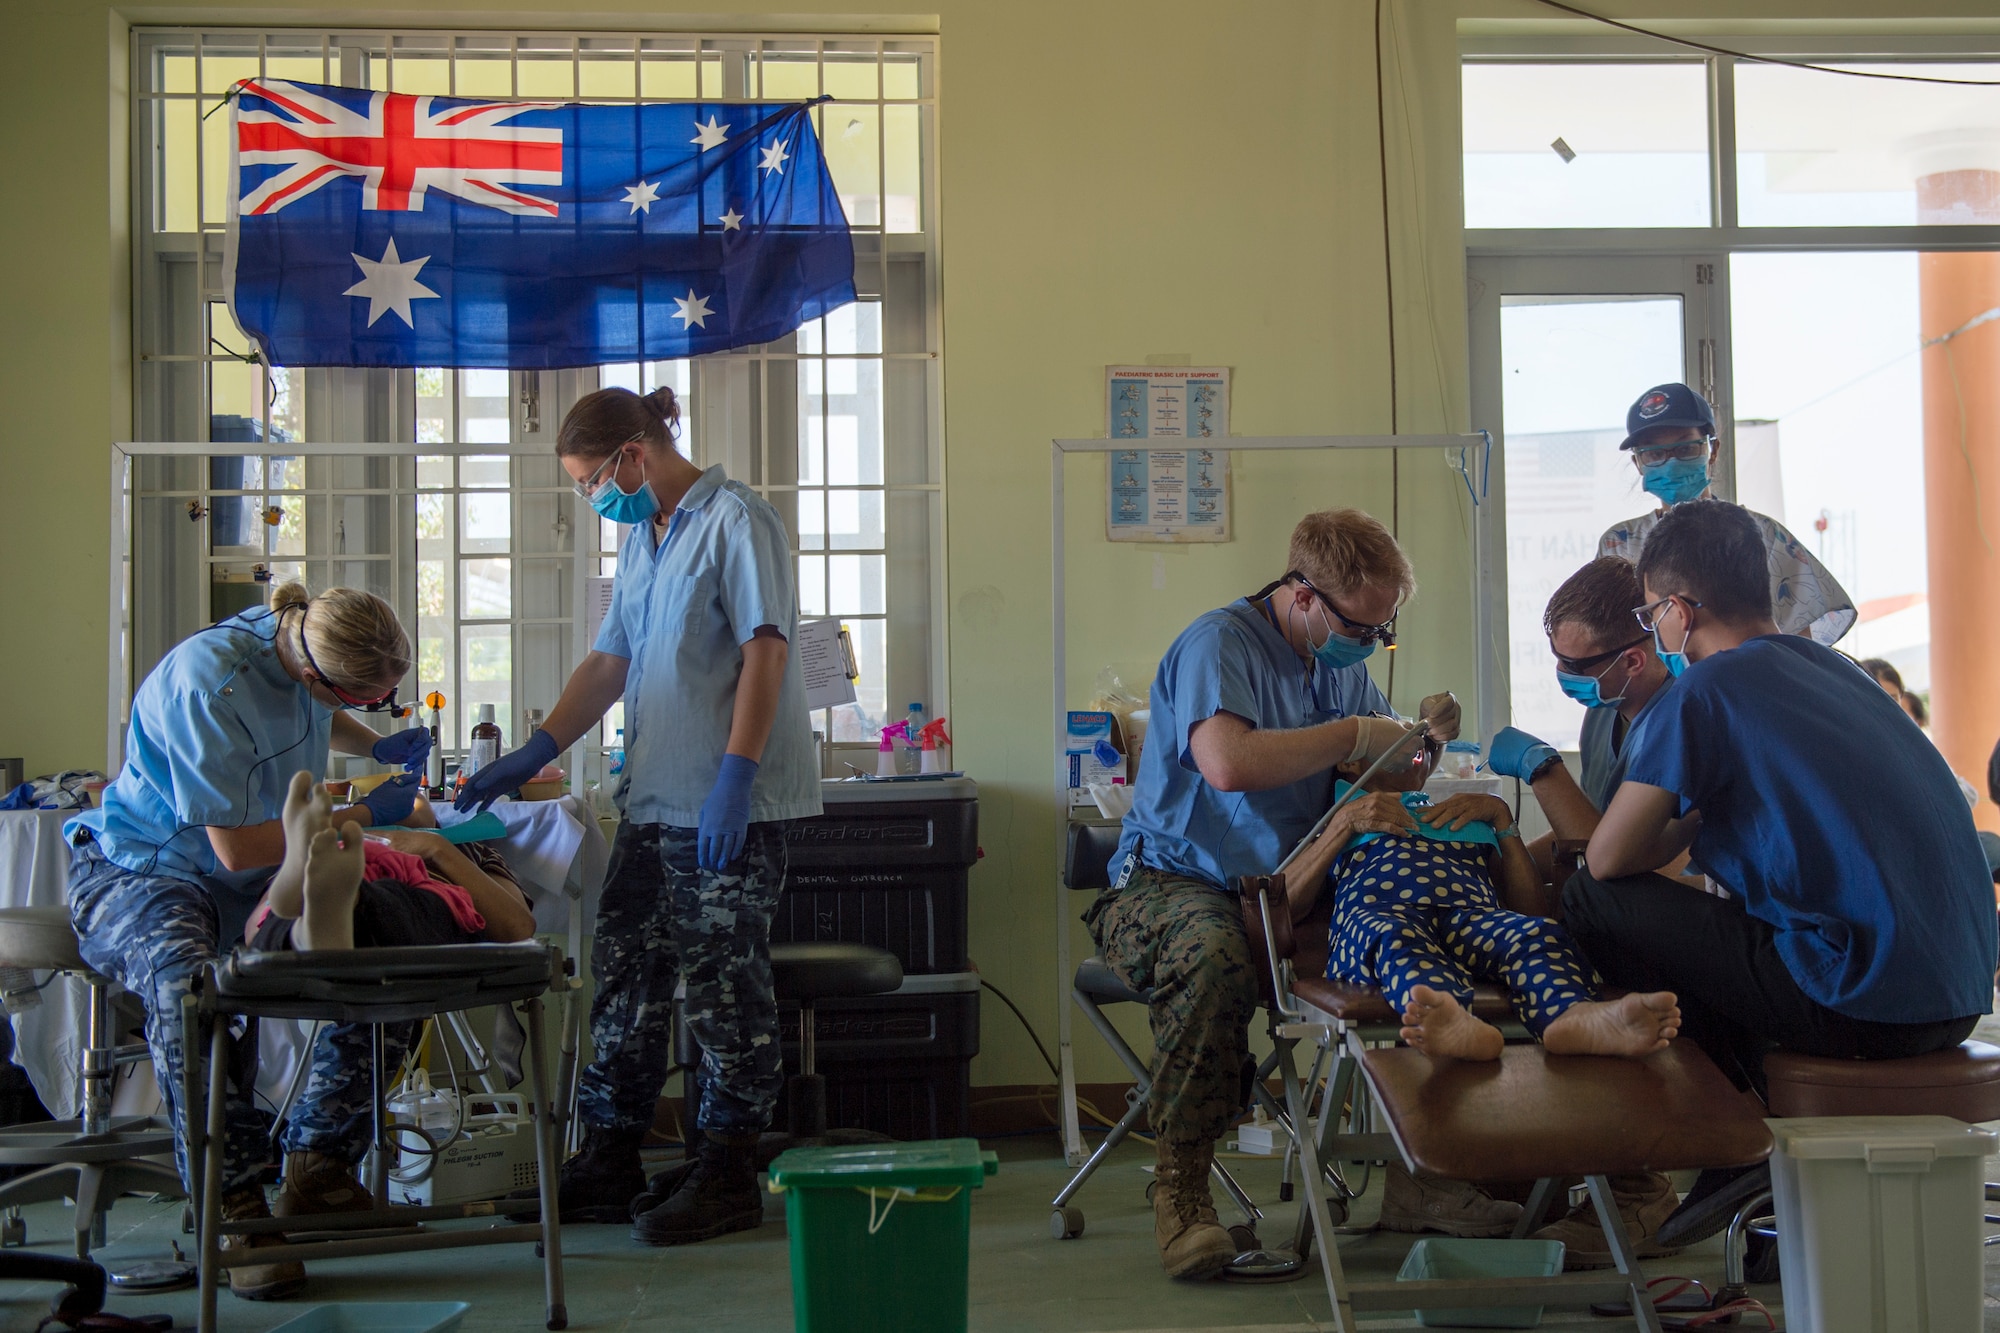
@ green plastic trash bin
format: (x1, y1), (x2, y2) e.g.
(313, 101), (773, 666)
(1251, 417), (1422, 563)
(768, 1138), (998, 1333)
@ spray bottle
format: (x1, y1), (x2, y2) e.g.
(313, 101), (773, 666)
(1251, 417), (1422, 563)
(876, 721), (910, 777)
(916, 717), (951, 774)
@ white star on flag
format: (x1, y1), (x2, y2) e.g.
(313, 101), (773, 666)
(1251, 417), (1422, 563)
(672, 290), (715, 329)
(759, 140), (790, 174)
(691, 115), (730, 150)
(343, 238), (438, 328)
(719, 207), (744, 232)
(622, 180), (662, 214)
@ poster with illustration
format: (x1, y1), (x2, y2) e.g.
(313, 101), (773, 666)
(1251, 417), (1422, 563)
(1106, 367), (1230, 542)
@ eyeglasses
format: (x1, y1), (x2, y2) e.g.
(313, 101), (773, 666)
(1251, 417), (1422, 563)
(569, 434), (647, 501)
(298, 623), (398, 710)
(1632, 440), (1710, 466)
(1552, 635), (1649, 675)
(1293, 572), (1398, 649)
(1632, 595), (1702, 633)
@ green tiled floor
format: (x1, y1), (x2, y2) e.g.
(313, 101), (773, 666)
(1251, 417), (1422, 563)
(0, 1135), (1795, 1333)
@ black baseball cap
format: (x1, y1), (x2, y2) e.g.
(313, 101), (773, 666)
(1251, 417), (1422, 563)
(1619, 382), (1717, 451)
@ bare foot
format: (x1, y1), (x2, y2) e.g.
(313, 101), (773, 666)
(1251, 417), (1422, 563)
(1541, 992), (1681, 1058)
(294, 822), (365, 952)
(269, 771), (333, 919)
(1400, 985), (1504, 1060)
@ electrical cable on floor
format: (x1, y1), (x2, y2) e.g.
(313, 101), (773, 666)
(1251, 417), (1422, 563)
(979, 977), (1060, 1080)
(1526, 0), (2000, 86)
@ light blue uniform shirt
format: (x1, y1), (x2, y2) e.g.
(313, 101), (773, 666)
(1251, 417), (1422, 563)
(67, 608), (333, 896)
(1114, 598), (1391, 892)
(594, 466), (822, 827)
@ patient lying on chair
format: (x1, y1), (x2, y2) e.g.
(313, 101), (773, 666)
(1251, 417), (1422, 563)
(1302, 760), (1680, 1061)
(244, 771), (537, 951)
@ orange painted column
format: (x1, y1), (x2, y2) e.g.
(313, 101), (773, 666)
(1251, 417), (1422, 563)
(1920, 169), (2000, 831)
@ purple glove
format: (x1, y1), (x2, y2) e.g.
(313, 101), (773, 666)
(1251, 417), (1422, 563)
(371, 726), (433, 772)
(454, 729), (560, 814)
(698, 754), (759, 871)
(356, 772), (422, 826)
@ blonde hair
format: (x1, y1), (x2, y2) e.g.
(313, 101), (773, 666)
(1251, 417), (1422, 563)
(270, 582), (411, 690)
(1286, 509), (1416, 602)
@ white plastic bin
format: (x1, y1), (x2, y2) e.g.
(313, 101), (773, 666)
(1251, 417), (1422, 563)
(1768, 1115), (1997, 1333)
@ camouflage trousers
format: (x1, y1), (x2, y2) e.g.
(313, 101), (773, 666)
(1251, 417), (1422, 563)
(575, 820), (789, 1137)
(67, 842), (397, 1194)
(1086, 864), (1258, 1148)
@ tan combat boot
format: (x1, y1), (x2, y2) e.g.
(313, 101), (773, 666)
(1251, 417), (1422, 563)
(273, 1150), (372, 1219)
(1532, 1171), (1682, 1270)
(220, 1186), (307, 1302)
(1377, 1164), (1523, 1238)
(1153, 1138), (1237, 1280)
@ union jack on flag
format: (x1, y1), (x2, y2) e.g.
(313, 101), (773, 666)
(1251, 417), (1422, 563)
(225, 77), (854, 369)
(235, 78), (563, 217)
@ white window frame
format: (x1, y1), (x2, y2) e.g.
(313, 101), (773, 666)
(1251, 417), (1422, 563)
(120, 27), (945, 781)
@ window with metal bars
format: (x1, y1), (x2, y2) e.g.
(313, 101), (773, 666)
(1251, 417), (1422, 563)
(126, 27), (944, 782)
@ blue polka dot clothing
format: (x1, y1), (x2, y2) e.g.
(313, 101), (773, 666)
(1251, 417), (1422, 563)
(1325, 835), (1600, 1037)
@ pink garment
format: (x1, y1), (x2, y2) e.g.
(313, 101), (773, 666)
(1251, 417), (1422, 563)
(246, 840), (486, 938)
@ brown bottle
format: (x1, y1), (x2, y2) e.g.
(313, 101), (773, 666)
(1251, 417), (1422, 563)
(468, 703), (504, 777)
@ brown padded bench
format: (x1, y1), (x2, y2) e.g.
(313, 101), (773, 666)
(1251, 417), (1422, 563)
(1764, 1039), (2000, 1121)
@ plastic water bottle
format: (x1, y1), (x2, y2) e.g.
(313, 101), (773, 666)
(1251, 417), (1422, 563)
(904, 703), (926, 752)
(609, 728), (625, 776)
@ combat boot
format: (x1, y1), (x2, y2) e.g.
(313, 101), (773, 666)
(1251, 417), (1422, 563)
(273, 1150), (372, 1219)
(507, 1124), (646, 1223)
(630, 1130), (763, 1245)
(1533, 1171), (1682, 1270)
(220, 1187), (306, 1302)
(1153, 1138), (1235, 1280)
(1377, 1165), (1522, 1238)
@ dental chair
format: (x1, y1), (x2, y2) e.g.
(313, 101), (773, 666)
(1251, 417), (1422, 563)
(1240, 868), (1773, 1333)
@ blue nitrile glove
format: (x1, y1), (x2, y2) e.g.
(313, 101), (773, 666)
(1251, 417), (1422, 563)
(356, 772), (422, 826)
(1485, 726), (1562, 783)
(454, 729), (560, 814)
(371, 726), (433, 772)
(698, 754), (759, 871)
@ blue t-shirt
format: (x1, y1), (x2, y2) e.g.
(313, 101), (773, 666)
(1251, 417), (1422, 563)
(1576, 678), (1675, 812)
(68, 608), (333, 900)
(1114, 599), (1390, 891)
(1621, 636), (1996, 1024)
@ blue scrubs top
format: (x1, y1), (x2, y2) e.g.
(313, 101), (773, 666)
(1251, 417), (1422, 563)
(1622, 635), (1997, 1024)
(1114, 598), (1391, 892)
(594, 466), (822, 828)
(1576, 677), (1675, 812)
(67, 608), (333, 898)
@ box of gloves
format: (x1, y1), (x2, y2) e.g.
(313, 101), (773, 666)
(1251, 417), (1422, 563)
(1065, 711), (1126, 810)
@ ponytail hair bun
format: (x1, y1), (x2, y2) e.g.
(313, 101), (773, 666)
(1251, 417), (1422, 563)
(269, 581), (312, 615)
(558, 385), (680, 460)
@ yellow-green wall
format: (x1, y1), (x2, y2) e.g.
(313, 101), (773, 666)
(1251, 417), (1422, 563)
(2, 0), (1988, 1095)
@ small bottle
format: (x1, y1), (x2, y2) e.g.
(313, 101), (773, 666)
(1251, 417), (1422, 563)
(467, 704), (503, 777)
(524, 707), (546, 742)
(609, 728), (625, 776)
(917, 717), (950, 774)
(904, 702), (926, 750)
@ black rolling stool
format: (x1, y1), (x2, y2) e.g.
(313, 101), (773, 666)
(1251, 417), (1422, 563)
(768, 941), (904, 1147)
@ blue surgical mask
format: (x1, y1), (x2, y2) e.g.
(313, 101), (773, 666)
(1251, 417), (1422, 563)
(588, 456), (660, 524)
(1557, 658), (1627, 709)
(1312, 630), (1375, 672)
(1641, 455), (1710, 506)
(1650, 613), (1692, 678)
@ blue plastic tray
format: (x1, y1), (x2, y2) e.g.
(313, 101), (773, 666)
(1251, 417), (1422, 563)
(265, 1303), (471, 1333)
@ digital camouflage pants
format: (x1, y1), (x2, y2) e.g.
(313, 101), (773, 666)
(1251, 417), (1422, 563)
(1086, 865), (1258, 1148)
(575, 820), (789, 1137)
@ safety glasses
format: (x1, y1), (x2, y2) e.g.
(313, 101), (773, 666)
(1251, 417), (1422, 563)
(298, 624), (399, 711)
(1631, 440), (1710, 466)
(569, 434), (647, 501)
(1633, 595), (1702, 633)
(1552, 634), (1649, 675)
(1293, 573), (1398, 649)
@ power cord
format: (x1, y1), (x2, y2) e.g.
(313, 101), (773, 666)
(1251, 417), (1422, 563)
(979, 978), (1059, 1080)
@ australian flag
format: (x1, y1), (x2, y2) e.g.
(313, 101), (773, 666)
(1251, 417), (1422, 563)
(224, 78), (856, 368)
